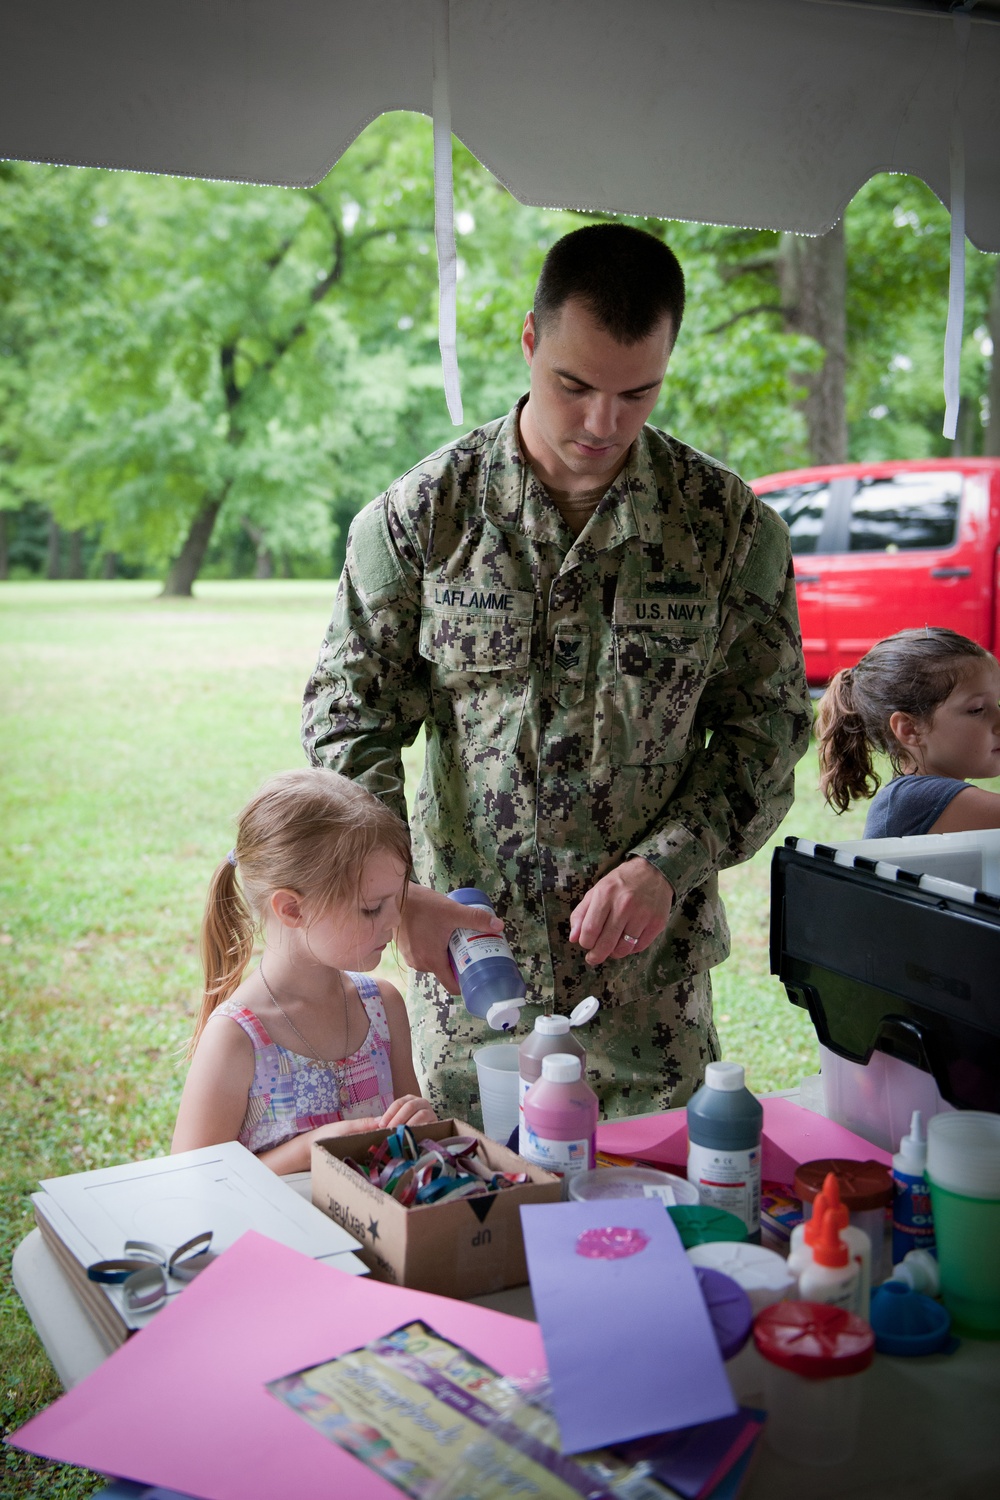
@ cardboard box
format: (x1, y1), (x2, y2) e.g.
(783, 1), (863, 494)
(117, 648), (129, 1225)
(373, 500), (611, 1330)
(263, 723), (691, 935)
(311, 1119), (561, 1297)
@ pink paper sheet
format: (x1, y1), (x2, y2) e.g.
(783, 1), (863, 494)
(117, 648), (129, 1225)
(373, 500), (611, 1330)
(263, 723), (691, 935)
(596, 1098), (891, 1184)
(8, 1231), (545, 1500)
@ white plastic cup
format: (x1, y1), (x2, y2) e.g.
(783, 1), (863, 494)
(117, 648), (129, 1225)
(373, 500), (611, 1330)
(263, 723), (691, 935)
(473, 1043), (522, 1144)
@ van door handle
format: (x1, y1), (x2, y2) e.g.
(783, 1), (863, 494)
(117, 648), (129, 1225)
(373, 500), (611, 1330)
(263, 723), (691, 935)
(930, 566), (971, 579)
(795, 574), (821, 585)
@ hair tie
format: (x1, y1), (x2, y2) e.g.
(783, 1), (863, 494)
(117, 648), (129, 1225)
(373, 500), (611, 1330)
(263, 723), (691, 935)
(227, 849), (238, 868)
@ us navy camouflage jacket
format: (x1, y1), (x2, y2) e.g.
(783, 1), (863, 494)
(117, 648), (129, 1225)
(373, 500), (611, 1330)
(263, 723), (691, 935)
(303, 401), (811, 1000)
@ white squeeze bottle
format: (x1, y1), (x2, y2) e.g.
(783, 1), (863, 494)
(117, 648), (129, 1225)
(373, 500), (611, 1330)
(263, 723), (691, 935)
(797, 1209), (860, 1312)
(517, 999), (597, 1157)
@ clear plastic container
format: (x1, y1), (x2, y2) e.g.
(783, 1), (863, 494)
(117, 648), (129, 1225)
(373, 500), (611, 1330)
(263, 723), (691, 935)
(819, 1044), (954, 1155)
(754, 1302), (874, 1467)
(569, 1166), (699, 1206)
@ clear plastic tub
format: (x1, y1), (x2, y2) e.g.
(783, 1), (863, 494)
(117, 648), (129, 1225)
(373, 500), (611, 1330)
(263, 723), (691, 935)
(820, 1044), (953, 1155)
(568, 1166), (700, 1206)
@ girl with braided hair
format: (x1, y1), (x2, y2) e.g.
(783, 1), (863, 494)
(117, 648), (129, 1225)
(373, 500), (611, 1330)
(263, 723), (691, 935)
(816, 627), (1000, 838)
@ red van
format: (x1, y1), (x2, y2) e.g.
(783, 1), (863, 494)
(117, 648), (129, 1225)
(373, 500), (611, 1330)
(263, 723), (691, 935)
(751, 459), (1000, 687)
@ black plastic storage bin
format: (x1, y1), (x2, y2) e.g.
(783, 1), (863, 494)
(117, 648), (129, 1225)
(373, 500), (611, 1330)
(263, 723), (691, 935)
(770, 836), (1000, 1113)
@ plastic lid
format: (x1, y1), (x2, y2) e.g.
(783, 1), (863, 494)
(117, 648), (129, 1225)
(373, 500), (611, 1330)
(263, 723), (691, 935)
(570, 995), (600, 1027)
(541, 1053), (582, 1083)
(754, 1302), (875, 1379)
(486, 999), (526, 1031)
(927, 1111), (1000, 1199)
(687, 1241), (795, 1314)
(794, 1159), (892, 1211)
(812, 1211), (848, 1269)
(704, 1061), (745, 1092)
(869, 1282), (954, 1357)
(534, 1014), (571, 1035)
(666, 1205), (749, 1248)
(694, 1268), (753, 1361)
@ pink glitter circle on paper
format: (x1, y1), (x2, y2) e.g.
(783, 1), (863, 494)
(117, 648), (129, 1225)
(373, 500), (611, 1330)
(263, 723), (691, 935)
(575, 1226), (650, 1260)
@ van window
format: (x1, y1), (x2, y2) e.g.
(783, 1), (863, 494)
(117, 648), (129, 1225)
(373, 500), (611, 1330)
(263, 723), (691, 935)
(848, 471), (962, 553)
(761, 483), (832, 555)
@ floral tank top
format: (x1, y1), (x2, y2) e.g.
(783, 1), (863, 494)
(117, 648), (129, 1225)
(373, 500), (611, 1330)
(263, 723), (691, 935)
(213, 972), (395, 1154)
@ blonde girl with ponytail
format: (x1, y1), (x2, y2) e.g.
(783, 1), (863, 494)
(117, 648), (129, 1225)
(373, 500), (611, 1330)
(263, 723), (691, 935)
(816, 627), (1000, 838)
(172, 768), (435, 1174)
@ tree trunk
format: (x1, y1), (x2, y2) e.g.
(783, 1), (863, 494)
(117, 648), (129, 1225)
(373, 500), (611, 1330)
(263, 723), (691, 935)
(67, 528), (85, 579)
(242, 517), (274, 579)
(46, 517), (62, 579)
(161, 493), (227, 597)
(779, 223), (848, 464)
(986, 260), (1000, 458)
(101, 550), (118, 579)
(0, 511), (8, 581)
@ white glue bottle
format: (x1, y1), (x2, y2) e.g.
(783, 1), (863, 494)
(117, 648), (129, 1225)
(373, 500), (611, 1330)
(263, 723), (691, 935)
(892, 1110), (936, 1265)
(790, 1172), (871, 1319)
(797, 1210), (861, 1312)
(687, 1061), (764, 1243)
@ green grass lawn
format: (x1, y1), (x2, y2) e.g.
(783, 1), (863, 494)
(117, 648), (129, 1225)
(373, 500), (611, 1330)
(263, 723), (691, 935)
(0, 580), (884, 1495)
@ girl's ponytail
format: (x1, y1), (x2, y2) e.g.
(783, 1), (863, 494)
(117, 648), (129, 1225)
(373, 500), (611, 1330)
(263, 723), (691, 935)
(190, 855), (255, 1053)
(816, 667), (881, 814)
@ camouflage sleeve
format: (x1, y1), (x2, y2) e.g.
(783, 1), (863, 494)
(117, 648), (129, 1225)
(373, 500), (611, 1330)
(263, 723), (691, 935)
(301, 494), (429, 825)
(630, 500), (811, 901)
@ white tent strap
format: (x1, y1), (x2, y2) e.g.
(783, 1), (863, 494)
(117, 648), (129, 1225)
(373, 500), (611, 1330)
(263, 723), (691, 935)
(943, 9), (971, 442)
(433, 0), (463, 426)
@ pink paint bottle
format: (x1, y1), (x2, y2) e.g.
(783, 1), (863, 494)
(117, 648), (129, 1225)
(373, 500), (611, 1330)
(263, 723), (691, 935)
(521, 1053), (598, 1192)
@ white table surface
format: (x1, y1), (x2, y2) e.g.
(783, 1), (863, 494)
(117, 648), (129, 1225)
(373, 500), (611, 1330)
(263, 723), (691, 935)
(12, 1128), (1000, 1499)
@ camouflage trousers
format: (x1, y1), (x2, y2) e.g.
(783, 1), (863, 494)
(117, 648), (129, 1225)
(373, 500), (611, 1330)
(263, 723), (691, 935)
(407, 967), (720, 1126)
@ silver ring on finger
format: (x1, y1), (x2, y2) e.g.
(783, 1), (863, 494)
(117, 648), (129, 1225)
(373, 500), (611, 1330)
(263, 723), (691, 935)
(623, 934), (638, 945)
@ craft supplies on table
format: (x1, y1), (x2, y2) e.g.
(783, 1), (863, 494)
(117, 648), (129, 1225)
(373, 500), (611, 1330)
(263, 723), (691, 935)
(311, 1117), (560, 1297)
(340, 1123), (528, 1207)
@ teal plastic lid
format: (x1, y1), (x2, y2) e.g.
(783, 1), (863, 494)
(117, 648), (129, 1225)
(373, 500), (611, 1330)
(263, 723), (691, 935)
(667, 1205), (748, 1248)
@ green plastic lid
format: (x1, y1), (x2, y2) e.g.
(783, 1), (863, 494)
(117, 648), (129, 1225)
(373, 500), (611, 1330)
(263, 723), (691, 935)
(667, 1205), (748, 1248)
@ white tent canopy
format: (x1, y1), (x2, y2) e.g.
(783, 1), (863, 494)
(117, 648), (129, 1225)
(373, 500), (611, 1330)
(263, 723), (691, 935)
(3, 0), (1000, 248)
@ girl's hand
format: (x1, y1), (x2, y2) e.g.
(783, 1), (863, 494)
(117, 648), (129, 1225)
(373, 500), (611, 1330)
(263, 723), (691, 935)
(380, 1095), (437, 1128)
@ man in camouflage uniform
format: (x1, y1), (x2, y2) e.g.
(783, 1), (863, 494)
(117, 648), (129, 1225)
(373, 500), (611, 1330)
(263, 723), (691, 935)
(303, 225), (811, 1121)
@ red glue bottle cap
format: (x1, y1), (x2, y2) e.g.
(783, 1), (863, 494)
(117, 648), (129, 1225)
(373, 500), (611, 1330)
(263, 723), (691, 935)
(803, 1192), (827, 1247)
(813, 1210), (849, 1269)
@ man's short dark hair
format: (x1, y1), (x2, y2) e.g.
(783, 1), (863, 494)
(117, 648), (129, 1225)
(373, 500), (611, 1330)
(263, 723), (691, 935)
(533, 224), (685, 345)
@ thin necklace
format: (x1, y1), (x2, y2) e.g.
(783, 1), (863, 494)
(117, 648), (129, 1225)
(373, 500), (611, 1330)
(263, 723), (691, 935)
(258, 963), (349, 1066)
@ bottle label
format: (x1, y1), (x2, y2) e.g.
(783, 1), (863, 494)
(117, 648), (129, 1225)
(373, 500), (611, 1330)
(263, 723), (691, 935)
(687, 1141), (761, 1234)
(892, 1173), (936, 1257)
(520, 1132), (591, 1178)
(448, 920), (515, 972)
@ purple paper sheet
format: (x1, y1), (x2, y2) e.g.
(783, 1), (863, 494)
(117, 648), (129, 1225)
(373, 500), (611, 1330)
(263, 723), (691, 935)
(519, 1199), (736, 1454)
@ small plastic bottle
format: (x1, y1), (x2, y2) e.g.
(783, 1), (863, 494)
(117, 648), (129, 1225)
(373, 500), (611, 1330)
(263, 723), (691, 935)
(686, 1061), (763, 1243)
(517, 999), (597, 1156)
(446, 887), (527, 1030)
(890, 1248), (941, 1297)
(797, 1212), (860, 1312)
(521, 1054), (598, 1189)
(892, 1109), (936, 1264)
(798, 1174), (872, 1320)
